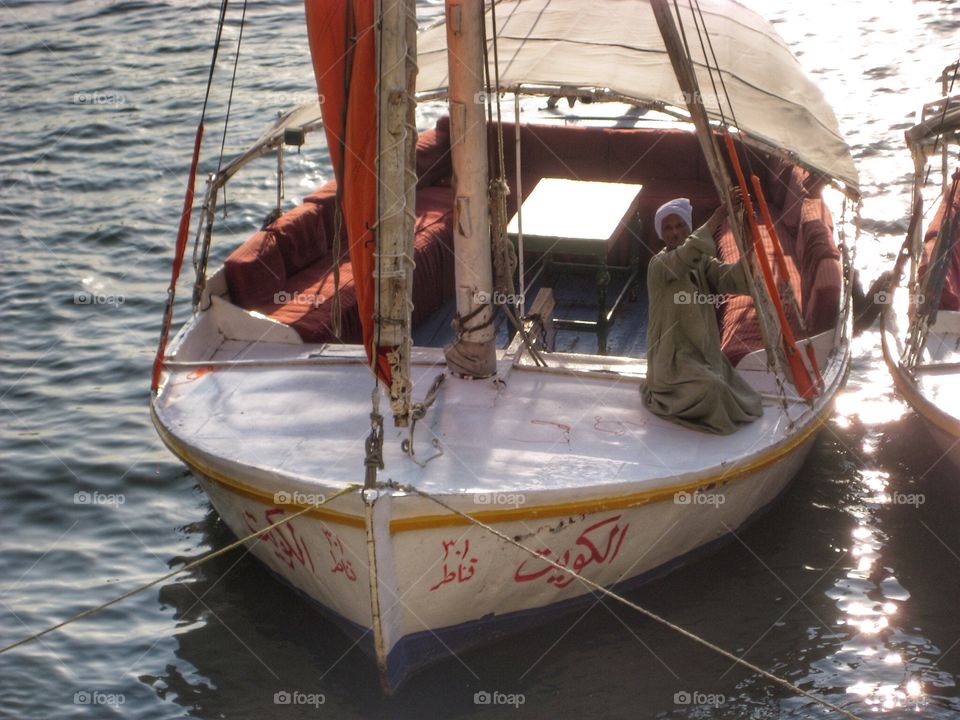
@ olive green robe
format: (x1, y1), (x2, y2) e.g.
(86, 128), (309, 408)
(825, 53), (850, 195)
(641, 225), (763, 434)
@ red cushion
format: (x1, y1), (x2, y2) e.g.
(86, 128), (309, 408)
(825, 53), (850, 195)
(224, 230), (286, 307)
(267, 201), (330, 276)
(416, 116), (452, 189)
(412, 186), (456, 325)
(232, 185), (455, 345)
(252, 259), (363, 344)
(804, 259), (842, 334)
(716, 223), (805, 365)
(521, 124), (610, 182)
(303, 181), (340, 247)
(773, 165), (809, 236)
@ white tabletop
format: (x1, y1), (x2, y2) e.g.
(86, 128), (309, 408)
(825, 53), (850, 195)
(506, 178), (643, 242)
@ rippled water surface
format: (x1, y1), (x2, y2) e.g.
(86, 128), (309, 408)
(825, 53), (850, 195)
(2, 1), (960, 718)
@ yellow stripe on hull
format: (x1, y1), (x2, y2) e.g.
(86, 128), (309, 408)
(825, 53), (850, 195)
(153, 398), (832, 533)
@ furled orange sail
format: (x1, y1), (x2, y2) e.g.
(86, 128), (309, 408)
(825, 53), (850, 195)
(305, 0), (391, 384)
(723, 131), (818, 400)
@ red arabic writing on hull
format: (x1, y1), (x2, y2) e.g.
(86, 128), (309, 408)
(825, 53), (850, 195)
(430, 538), (479, 591)
(242, 508), (316, 573)
(514, 514), (629, 589)
(322, 527), (357, 582)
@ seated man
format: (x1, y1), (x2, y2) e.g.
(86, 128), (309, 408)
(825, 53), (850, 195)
(641, 197), (763, 434)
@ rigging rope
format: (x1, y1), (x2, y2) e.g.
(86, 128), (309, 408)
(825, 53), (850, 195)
(481, 1), (544, 361)
(893, 56), (960, 365)
(0, 485), (360, 656)
(151, 0), (230, 392)
(923, 58), (959, 188)
(905, 169), (960, 369)
(688, 0), (813, 352)
(665, 0), (794, 417)
(192, 0), (250, 309)
(385, 480), (864, 720)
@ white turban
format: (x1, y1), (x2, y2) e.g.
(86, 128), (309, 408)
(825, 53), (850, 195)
(654, 198), (693, 240)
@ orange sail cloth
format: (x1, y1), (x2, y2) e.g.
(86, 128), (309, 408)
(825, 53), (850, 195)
(305, 0), (391, 384)
(722, 131), (818, 400)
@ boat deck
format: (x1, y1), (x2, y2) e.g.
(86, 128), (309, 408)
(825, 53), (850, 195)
(156, 305), (841, 503)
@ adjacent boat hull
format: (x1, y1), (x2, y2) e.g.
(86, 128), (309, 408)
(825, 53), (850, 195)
(880, 304), (960, 475)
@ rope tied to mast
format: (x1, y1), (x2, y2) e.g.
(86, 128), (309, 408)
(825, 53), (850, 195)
(364, 386), (385, 488)
(480, 0), (546, 364)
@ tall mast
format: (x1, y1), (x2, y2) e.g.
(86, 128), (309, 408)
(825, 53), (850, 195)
(376, 0), (418, 424)
(651, 0), (791, 388)
(442, 0), (497, 378)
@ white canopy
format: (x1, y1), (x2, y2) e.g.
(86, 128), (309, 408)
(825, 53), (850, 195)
(416, 0), (859, 193)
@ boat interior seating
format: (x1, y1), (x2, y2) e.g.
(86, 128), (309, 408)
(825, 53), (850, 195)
(918, 168), (960, 311)
(716, 163), (842, 364)
(223, 115), (842, 360)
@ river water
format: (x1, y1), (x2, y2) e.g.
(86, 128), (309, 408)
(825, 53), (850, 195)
(1, 1), (959, 718)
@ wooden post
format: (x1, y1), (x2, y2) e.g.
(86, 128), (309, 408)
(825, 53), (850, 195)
(376, 0), (418, 423)
(650, 0), (790, 386)
(443, 0), (497, 378)
(649, 0), (733, 214)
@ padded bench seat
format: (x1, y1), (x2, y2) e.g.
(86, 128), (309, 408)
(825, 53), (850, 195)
(715, 168), (841, 365)
(225, 184), (454, 344)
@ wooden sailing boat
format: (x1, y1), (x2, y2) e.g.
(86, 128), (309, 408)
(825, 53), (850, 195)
(150, 0), (860, 690)
(880, 61), (960, 474)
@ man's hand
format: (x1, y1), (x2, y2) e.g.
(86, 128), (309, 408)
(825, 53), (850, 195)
(704, 188), (744, 234)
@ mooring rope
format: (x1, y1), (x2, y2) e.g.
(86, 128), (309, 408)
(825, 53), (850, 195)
(385, 480), (864, 720)
(0, 484), (360, 656)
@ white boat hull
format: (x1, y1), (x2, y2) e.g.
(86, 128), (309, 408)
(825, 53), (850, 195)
(187, 433), (816, 689)
(152, 309), (843, 689)
(880, 300), (960, 476)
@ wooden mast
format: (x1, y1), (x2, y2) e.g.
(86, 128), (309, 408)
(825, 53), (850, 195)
(376, 0), (418, 424)
(442, 0), (497, 378)
(650, 0), (791, 386)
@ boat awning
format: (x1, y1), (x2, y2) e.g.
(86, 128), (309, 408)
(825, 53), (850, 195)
(416, 0), (859, 193)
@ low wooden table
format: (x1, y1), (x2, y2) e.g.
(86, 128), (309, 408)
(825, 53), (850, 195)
(506, 178), (643, 354)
